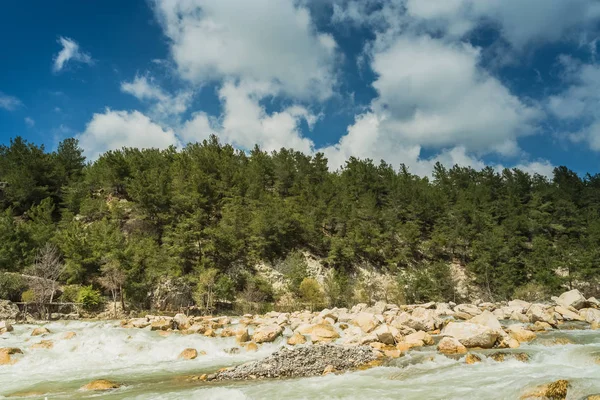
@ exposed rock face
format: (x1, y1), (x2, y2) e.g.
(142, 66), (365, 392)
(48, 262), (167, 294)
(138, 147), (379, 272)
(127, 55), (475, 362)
(555, 289), (587, 310)
(80, 379), (122, 391)
(0, 301), (19, 320)
(212, 344), (377, 380)
(0, 320), (13, 334)
(441, 322), (498, 348)
(252, 325), (283, 343)
(179, 348), (198, 360)
(437, 337), (467, 355)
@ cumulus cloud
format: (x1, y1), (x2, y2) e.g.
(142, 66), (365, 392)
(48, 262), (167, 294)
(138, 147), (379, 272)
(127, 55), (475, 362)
(152, 0), (337, 99)
(53, 36), (92, 73)
(0, 92), (22, 111)
(77, 109), (178, 160)
(181, 80), (317, 153)
(24, 117), (35, 127)
(547, 56), (600, 151)
(121, 74), (193, 120)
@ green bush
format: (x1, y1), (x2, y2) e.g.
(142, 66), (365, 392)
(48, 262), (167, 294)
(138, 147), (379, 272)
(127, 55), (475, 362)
(0, 273), (27, 302)
(21, 289), (35, 303)
(513, 282), (549, 303)
(76, 285), (104, 310)
(60, 284), (82, 302)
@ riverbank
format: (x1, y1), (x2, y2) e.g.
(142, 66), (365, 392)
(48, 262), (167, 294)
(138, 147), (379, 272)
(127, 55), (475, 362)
(1, 289), (600, 399)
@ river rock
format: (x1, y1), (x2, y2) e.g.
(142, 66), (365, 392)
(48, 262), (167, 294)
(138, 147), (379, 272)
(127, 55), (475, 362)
(236, 328), (250, 344)
(520, 379), (569, 400)
(212, 344), (377, 380)
(173, 313), (190, 330)
(179, 348), (198, 360)
(506, 325), (537, 342)
(470, 310), (503, 332)
(129, 318), (150, 329)
(62, 331), (77, 340)
(150, 319), (172, 331)
(246, 342), (259, 352)
(31, 327), (50, 336)
(442, 322), (498, 348)
(309, 324), (340, 343)
(405, 331), (434, 346)
(555, 305), (585, 321)
(0, 320), (13, 334)
(437, 337), (467, 355)
(579, 308), (600, 324)
(80, 379), (122, 391)
(527, 304), (556, 326)
(465, 353), (482, 364)
(287, 332), (307, 345)
(352, 312), (380, 333)
(373, 324), (400, 345)
(454, 304), (482, 317)
(396, 308), (440, 332)
(588, 297), (600, 308)
(555, 289), (587, 310)
(508, 300), (532, 313)
(253, 325), (283, 343)
(30, 340), (53, 350)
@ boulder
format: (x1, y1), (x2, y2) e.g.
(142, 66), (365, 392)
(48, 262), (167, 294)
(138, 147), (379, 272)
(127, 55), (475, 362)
(588, 297), (600, 308)
(441, 322), (498, 348)
(252, 325), (283, 343)
(526, 304), (556, 326)
(579, 308), (600, 325)
(30, 340), (53, 350)
(287, 332), (307, 345)
(129, 318), (150, 329)
(465, 353), (482, 364)
(62, 331), (77, 340)
(520, 379), (569, 400)
(555, 289), (587, 310)
(405, 331), (434, 346)
(0, 320), (13, 334)
(508, 300), (532, 313)
(178, 348), (198, 360)
(395, 308), (440, 332)
(309, 324), (340, 343)
(173, 313), (191, 330)
(150, 319), (172, 331)
(246, 342), (259, 352)
(80, 379), (121, 391)
(506, 325), (536, 343)
(31, 327), (50, 336)
(352, 312), (380, 333)
(509, 311), (530, 323)
(555, 306), (585, 321)
(372, 324), (400, 345)
(235, 328), (250, 344)
(454, 304), (482, 316)
(0, 351), (12, 365)
(470, 310), (503, 332)
(437, 336), (467, 355)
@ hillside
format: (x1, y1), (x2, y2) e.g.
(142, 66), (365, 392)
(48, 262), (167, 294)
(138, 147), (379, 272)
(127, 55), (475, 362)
(1, 135), (599, 311)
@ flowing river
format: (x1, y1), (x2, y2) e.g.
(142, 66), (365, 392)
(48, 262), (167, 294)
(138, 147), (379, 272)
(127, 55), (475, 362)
(1, 321), (599, 399)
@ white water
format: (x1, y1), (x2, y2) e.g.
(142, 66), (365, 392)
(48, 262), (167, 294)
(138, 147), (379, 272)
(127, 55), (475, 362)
(1, 322), (599, 399)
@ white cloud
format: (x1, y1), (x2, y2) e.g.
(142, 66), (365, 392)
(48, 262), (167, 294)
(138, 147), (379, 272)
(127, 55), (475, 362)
(359, 35), (539, 156)
(121, 74), (193, 119)
(0, 92), (22, 111)
(547, 57), (600, 151)
(77, 109), (178, 160)
(152, 0), (337, 99)
(24, 117), (35, 127)
(53, 36), (92, 73)
(181, 80), (317, 153)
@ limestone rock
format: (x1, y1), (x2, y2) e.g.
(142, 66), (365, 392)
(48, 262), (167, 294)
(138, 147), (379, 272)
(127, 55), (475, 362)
(404, 331), (434, 346)
(437, 336), (467, 355)
(129, 318), (150, 329)
(252, 325), (283, 343)
(556, 289), (587, 310)
(30, 340), (53, 350)
(287, 332), (307, 345)
(470, 310), (503, 332)
(555, 306), (585, 321)
(80, 379), (121, 391)
(246, 342), (259, 352)
(506, 325), (537, 343)
(178, 348), (198, 360)
(31, 327), (50, 336)
(454, 304), (482, 317)
(441, 322), (498, 348)
(352, 312), (380, 333)
(465, 353), (481, 364)
(520, 379), (569, 400)
(309, 324), (340, 343)
(527, 304), (557, 326)
(372, 324), (400, 345)
(0, 300), (19, 320)
(580, 308), (600, 325)
(150, 319), (172, 331)
(173, 313), (190, 330)
(235, 328), (250, 344)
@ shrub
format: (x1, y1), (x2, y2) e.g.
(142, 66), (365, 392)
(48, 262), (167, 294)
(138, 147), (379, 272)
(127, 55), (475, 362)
(76, 285), (104, 310)
(513, 282), (549, 303)
(21, 289), (35, 303)
(0, 273), (27, 302)
(60, 284), (82, 302)
(299, 277), (325, 307)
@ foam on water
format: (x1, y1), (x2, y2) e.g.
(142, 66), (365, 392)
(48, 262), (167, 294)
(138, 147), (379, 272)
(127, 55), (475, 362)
(1, 322), (599, 399)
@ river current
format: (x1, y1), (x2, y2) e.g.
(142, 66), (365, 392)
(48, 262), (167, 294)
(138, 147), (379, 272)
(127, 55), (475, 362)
(1, 321), (599, 399)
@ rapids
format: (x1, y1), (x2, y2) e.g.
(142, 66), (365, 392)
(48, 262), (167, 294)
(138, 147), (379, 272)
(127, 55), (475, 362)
(1, 321), (599, 399)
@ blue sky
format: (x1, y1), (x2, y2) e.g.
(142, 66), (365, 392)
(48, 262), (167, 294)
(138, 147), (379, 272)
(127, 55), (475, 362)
(2, 0), (600, 176)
